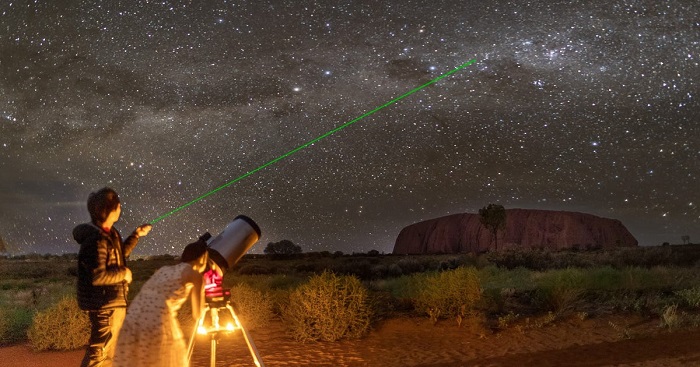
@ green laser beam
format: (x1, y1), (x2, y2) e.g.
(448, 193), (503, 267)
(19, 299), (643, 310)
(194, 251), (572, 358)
(151, 58), (477, 224)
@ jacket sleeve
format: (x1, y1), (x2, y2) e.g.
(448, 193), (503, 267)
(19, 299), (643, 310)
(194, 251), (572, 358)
(122, 232), (140, 258)
(91, 235), (128, 286)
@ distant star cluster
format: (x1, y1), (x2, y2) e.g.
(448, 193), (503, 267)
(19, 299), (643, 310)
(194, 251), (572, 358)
(0, 0), (698, 255)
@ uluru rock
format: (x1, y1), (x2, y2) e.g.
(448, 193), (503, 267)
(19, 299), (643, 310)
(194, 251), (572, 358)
(392, 209), (638, 254)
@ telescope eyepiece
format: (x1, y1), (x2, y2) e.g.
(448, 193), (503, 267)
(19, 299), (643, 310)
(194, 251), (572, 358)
(199, 232), (212, 242)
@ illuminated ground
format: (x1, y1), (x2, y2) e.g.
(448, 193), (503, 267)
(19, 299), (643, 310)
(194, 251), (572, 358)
(7, 314), (700, 366)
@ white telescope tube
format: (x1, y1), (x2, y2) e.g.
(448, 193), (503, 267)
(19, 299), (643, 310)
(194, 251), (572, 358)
(207, 215), (261, 272)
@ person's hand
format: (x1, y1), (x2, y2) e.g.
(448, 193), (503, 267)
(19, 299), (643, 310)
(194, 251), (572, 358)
(135, 224), (152, 237)
(124, 268), (133, 284)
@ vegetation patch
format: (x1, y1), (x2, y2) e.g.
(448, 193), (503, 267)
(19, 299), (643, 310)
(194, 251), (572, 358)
(413, 267), (481, 324)
(5, 246), (700, 345)
(27, 297), (89, 351)
(230, 284), (274, 331)
(0, 307), (33, 345)
(282, 271), (372, 342)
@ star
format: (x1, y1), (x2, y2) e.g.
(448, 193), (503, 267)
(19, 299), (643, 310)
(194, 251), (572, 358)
(0, 0), (696, 255)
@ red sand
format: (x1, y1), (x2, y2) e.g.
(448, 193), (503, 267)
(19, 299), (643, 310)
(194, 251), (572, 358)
(5, 315), (700, 367)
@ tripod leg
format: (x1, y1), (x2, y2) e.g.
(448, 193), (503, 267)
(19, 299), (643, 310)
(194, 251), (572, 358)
(210, 335), (216, 367)
(227, 304), (265, 367)
(187, 308), (205, 365)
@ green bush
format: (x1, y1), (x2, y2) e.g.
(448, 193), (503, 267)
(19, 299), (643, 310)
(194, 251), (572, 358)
(370, 274), (416, 299)
(27, 297), (89, 351)
(282, 271), (372, 342)
(585, 266), (623, 290)
(0, 307), (33, 344)
(230, 284), (274, 330)
(0, 308), (8, 342)
(534, 268), (586, 313)
(413, 267), (481, 323)
(478, 265), (534, 290)
(226, 274), (303, 315)
(675, 287), (700, 308)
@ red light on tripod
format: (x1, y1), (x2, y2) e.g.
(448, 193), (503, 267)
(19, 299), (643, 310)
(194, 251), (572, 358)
(204, 268), (228, 298)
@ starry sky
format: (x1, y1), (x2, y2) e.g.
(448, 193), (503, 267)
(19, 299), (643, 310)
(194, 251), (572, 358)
(1, 0), (698, 256)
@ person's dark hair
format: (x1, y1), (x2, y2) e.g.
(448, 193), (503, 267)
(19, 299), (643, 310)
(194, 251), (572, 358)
(87, 187), (120, 224)
(181, 239), (208, 263)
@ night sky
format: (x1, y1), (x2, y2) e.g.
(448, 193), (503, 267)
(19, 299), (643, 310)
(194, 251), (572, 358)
(1, 0), (698, 256)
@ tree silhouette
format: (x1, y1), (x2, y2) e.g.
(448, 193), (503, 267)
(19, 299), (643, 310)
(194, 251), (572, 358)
(264, 240), (302, 255)
(479, 204), (507, 251)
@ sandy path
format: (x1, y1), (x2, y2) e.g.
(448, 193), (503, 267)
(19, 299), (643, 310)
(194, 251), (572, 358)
(4, 315), (700, 367)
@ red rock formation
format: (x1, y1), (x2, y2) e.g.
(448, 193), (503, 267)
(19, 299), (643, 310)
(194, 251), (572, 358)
(392, 209), (638, 254)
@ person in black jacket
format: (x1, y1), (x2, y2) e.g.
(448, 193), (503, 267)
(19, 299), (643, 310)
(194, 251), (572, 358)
(73, 187), (152, 367)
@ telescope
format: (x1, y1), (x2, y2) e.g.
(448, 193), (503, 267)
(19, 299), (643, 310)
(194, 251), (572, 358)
(187, 215), (265, 367)
(207, 215), (261, 273)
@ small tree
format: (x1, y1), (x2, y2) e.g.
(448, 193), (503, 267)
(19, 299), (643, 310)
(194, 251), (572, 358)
(264, 240), (302, 255)
(479, 204), (507, 251)
(682, 235), (690, 245)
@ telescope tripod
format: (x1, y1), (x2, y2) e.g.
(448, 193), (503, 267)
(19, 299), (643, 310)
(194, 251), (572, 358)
(187, 301), (265, 367)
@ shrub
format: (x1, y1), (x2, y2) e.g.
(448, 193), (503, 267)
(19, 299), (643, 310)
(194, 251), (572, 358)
(282, 271), (372, 342)
(585, 266), (623, 290)
(264, 274), (306, 290)
(478, 265), (534, 290)
(230, 284), (274, 330)
(146, 254), (178, 261)
(620, 267), (662, 290)
(488, 248), (553, 270)
(27, 297), (89, 350)
(330, 259), (374, 280)
(675, 287), (700, 308)
(369, 274), (416, 300)
(659, 304), (682, 329)
(387, 263), (403, 277)
(396, 257), (427, 275)
(0, 309), (9, 343)
(237, 264), (275, 275)
(413, 267), (481, 323)
(0, 307), (33, 344)
(534, 268), (586, 313)
(496, 311), (519, 330)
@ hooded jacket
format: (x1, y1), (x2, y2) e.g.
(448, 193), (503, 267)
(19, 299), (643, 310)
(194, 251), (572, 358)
(73, 223), (140, 310)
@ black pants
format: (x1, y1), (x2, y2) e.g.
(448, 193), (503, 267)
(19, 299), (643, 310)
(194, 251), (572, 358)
(81, 308), (126, 367)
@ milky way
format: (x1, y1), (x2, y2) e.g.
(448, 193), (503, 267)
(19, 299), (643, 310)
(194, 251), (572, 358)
(1, 0), (698, 255)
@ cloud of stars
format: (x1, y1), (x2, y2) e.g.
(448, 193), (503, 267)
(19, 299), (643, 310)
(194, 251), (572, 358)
(0, 0), (698, 255)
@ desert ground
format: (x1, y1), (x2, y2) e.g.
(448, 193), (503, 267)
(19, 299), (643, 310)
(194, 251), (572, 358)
(5, 248), (700, 366)
(4, 314), (700, 367)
